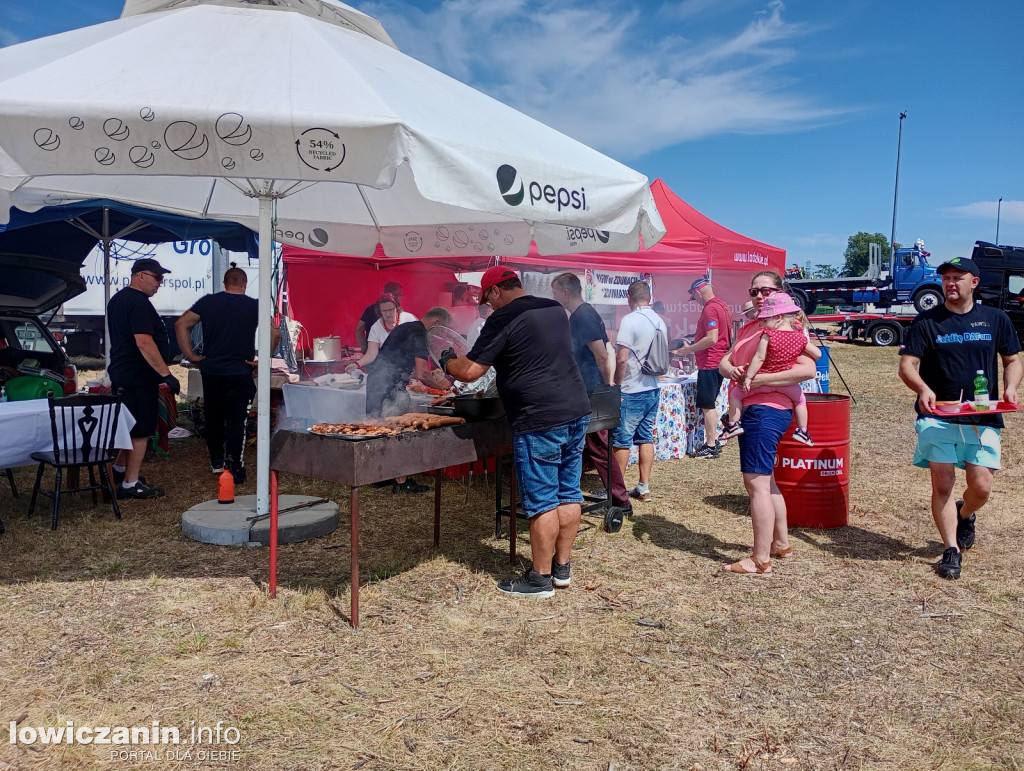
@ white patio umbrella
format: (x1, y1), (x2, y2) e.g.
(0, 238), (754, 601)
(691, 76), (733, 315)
(0, 0), (665, 514)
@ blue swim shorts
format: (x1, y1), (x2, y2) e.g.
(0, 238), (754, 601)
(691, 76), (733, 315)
(912, 417), (1001, 470)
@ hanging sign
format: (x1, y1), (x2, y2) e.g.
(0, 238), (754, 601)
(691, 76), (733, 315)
(584, 269), (653, 305)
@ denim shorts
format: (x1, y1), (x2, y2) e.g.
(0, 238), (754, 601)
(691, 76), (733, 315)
(737, 404), (793, 475)
(612, 389), (660, 448)
(513, 414), (590, 518)
(913, 417), (1001, 470)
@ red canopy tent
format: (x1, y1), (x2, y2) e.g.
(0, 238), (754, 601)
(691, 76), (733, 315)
(282, 179), (785, 348)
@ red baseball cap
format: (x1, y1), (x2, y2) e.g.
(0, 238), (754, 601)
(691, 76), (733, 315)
(480, 266), (519, 299)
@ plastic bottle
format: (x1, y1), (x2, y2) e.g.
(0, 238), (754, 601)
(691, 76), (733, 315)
(973, 370), (990, 411)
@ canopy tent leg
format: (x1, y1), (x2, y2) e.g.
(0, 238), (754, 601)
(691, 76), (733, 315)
(256, 195), (273, 515)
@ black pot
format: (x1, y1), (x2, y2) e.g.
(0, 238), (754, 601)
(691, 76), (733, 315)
(452, 394), (505, 420)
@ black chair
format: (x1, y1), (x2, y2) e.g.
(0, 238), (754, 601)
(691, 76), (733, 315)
(27, 393), (123, 530)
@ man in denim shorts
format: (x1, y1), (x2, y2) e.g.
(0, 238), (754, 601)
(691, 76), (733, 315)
(899, 256), (1021, 579)
(443, 267), (591, 598)
(612, 281), (667, 501)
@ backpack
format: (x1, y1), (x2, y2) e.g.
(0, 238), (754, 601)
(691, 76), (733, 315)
(633, 311), (669, 377)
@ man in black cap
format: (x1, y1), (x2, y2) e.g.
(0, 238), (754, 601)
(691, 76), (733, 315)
(899, 256), (1021, 580)
(107, 257), (181, 499)
(673, 277), (731, 459)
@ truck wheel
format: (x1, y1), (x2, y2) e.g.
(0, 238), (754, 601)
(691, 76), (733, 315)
(870, 324), (900, 347)
(792, 289), (814, 315)
(913, 288), (942, 313)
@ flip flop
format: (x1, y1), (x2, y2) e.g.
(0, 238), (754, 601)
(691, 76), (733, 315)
(722, 558), (772, 575)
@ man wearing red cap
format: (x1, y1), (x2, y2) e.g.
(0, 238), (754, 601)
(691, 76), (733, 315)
(442, 266), (591, 598)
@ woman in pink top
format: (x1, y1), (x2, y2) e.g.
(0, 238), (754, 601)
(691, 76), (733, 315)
(717, 272), (817, 575)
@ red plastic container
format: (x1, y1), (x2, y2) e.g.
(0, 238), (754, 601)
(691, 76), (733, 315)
(775, 393), (850, 529)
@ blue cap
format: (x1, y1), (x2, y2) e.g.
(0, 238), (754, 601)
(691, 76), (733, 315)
(688, 277), (710, 297)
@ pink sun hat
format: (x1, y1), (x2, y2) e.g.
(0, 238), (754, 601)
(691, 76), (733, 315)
(757, 292), (801, 318)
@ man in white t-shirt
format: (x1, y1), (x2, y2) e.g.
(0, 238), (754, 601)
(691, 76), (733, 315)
(612, 280), (667, 502)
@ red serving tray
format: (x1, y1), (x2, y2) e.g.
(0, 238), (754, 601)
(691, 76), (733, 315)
(933, 401), (1021, 416)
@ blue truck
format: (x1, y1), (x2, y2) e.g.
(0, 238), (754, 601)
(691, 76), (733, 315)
(787, 242), (943, 314)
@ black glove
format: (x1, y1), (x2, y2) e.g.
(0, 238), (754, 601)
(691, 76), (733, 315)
(438, 347), (457, 373)
(161, 373), (181, 396)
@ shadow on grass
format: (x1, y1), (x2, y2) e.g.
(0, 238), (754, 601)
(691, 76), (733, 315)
(630, 513), (750, 566)
(791, 525), (943, 562)
(703, 493), (751, 517)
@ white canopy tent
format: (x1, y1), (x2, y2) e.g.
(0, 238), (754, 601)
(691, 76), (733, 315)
(0, 0), (665, 514)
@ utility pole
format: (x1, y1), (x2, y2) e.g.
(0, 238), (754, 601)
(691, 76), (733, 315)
(996, 197), (1002, 245)
(890, 111), (907, 265)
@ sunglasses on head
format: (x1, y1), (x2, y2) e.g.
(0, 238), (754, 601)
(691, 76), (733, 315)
(748, 286), (780, 298)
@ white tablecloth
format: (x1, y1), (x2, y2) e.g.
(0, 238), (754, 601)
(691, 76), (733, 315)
(0, 399), (136, 469)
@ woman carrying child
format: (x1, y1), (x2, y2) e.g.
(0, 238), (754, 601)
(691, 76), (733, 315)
(717, 272), (817, 575)
(720, 292), (820, 446)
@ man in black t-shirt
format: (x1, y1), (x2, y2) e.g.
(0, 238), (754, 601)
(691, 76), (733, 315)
(443, 267), (590, 599)
(551, 272), (631, 525)
(176, 265), (277, 483)
(899, 257), (1022, 580)
(355, 281), (403, 353)
(107, 258), (181, 500)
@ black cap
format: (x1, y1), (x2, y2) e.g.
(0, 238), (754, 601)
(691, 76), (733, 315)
(936, 257), (979, 277)
(131, 258), (172, 275)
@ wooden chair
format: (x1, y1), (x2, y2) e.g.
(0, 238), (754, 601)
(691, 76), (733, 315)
(27, 393), (123, 530)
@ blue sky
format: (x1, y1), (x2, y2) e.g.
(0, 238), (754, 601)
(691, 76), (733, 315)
(3, 0), (1022, 269)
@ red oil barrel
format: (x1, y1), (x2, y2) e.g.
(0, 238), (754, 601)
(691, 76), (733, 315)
(774, 393), (850, 528)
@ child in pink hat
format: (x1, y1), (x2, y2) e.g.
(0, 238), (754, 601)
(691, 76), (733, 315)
(720, 292), (820, 445)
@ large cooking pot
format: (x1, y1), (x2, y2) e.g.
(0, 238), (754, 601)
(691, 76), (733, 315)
(452, 394), (505, 420)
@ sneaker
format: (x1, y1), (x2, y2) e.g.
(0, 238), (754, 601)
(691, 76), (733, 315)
(210, 459), (224, 474)
(496, 569), (554, 598)
(719, 420), (744, 441)
(792, 427), (814, 446)
(117, 481), (165, 500)
(955, 500), (976, 551)
(231, 464), (247, 485)
(628, 486), (652, 502)
(692, 443), (720, 460)
(394, 477), (430, 494)
(934, 547), (962, 580)
(551, 561), (571, 588)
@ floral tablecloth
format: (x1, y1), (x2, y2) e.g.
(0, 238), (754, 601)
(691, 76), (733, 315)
(628, 379), (730, 463)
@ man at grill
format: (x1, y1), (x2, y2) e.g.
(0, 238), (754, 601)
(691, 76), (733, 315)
(347, 306), (452, 494)
(442, 267), (590, 599)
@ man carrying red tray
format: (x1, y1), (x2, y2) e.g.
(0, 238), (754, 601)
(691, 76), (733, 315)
(899, 256), (1022, 580)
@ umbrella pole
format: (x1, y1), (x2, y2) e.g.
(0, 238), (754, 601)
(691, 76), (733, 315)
(103, 207), (111, 369)
(256, 196), (273, 515)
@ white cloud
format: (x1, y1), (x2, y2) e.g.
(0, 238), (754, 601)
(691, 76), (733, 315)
(942, 200), (1024, 225)
(366, 0), (851, 158)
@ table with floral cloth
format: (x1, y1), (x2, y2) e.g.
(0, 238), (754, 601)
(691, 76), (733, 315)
(628, 378), (730, 463)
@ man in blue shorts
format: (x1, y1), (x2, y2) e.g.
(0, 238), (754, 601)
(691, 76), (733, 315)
(613, 281), (667, 501)
(899, 256), (1021, 579)
(442, 267), (590, 598)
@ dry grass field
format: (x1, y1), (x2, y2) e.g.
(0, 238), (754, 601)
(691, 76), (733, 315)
(1, 342), (1023, 770)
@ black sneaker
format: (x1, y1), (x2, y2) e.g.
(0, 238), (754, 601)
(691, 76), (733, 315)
(955, 500), (975, 551)
(393, 477), (430, 494)
(692, 443), (720, 460)
(496, 569), (554, 598)
(231, 464), (247, 485)
(934, 547), (962, 580)
(117, 481), (165, 500)
(210, 459), (224, 474)
(719, 419), (744, 440)
(551, 561), (571, 588)
(792, 427), (814, 446)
